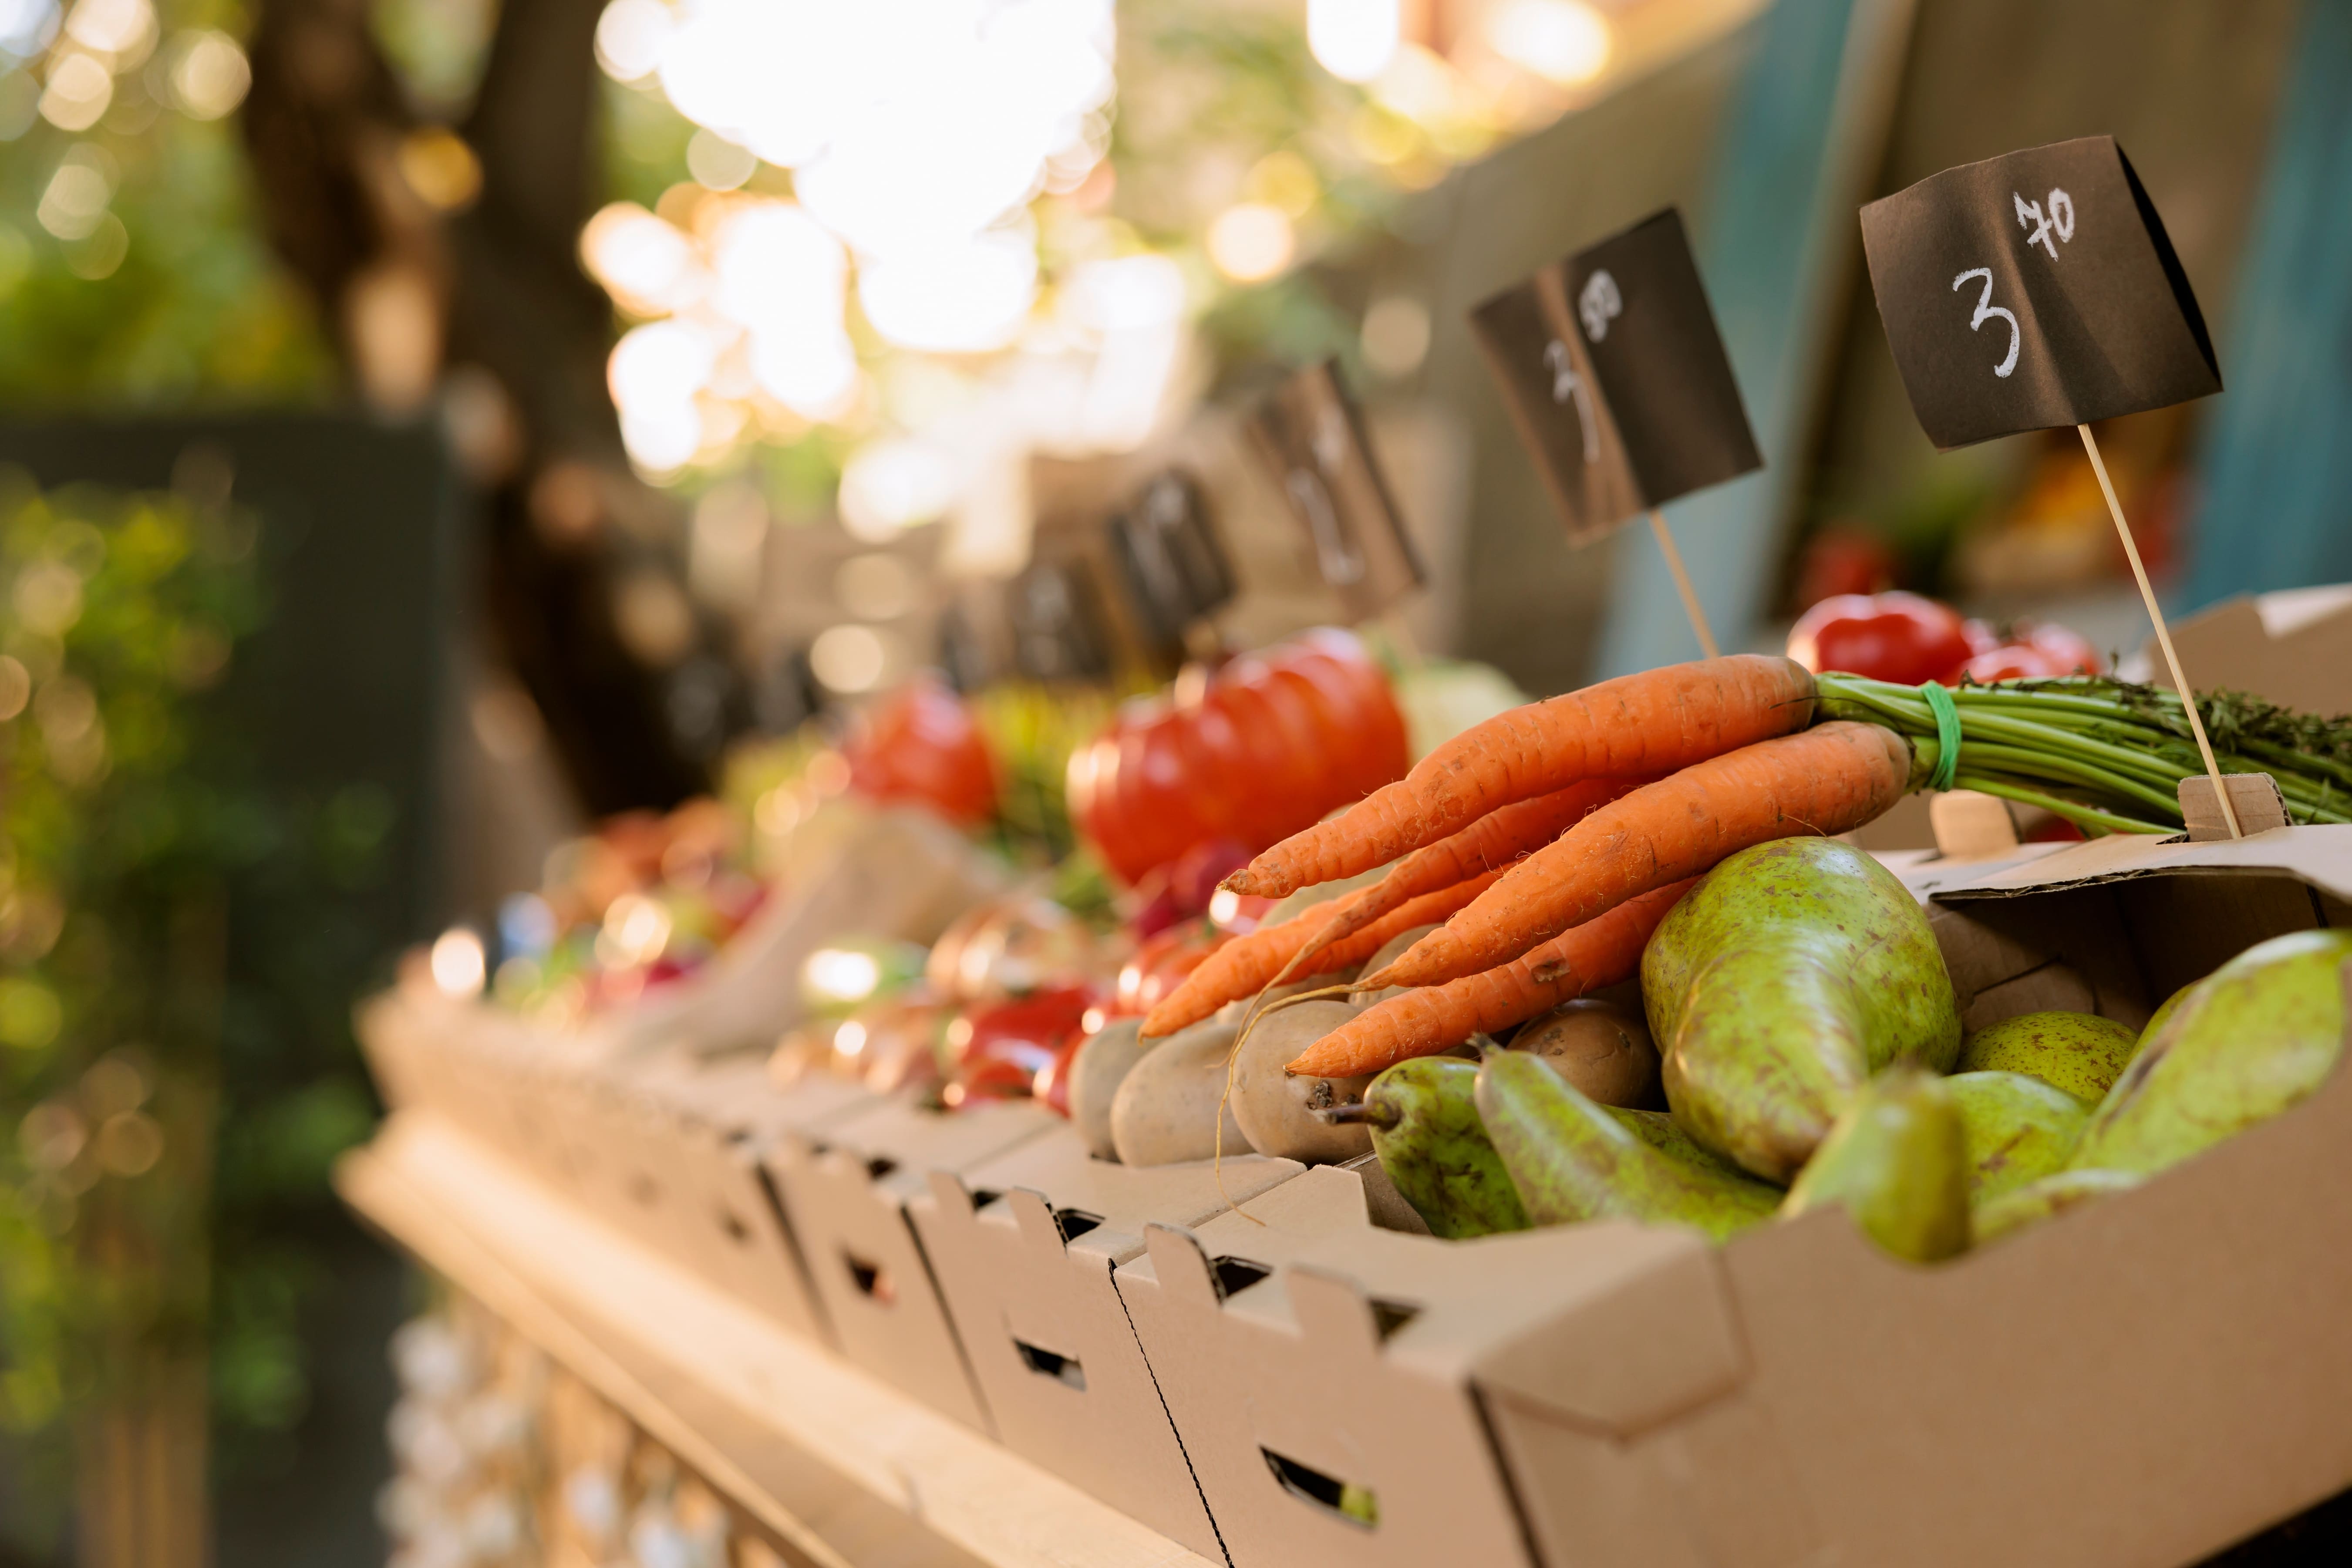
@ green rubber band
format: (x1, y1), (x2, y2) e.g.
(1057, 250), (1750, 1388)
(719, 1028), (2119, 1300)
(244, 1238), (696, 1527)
(1920, 681), (1962, 792)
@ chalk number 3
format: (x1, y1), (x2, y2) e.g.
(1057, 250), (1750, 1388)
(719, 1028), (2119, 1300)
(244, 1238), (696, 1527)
(1951, 267), (2020, 379)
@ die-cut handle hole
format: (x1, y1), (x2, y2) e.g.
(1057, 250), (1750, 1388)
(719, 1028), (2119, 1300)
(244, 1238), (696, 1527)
(1013, 1340), (1085, 1391)
(1262, 1448), (1376, 1530)
(844, 1251), (895, 1305)
(1211, 1255), (1272, 1302)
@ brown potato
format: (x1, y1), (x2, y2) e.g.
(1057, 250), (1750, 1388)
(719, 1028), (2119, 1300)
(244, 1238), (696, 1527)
(1230, 999), (1374, 1163)
(1510, 997), (1662, 1109)
(1068, 1018), (1155, 1161)
(1349, 923), (1440, 1009)
(1212, 971), (1358, 1028)
(1109, 1019), (1247, 1167)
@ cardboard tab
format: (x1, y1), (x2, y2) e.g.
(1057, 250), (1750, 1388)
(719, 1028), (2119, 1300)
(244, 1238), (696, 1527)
(1473, 207), (1762, 543)
(1473, 1239), (1741, 1438)
(1247, 360), (1425, 620)
(1929, 789), (2022, 859)
(1861, 136), (2221, 449)
(2179, 772), (2291, 840)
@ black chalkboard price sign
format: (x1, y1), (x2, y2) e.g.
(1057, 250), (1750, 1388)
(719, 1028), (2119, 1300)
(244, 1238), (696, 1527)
(1860, 136), (2244, 835)
(1474, 207), (1760, 535)
(1246, 360), (1425, 624)
(1860, 136), (2221, 450)
(1471, 207), (1759, 657)
(1006, 557), (1113, 682)
(1106, 468), (1234, 658)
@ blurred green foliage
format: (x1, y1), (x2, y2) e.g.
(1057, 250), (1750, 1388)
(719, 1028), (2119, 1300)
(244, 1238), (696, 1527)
(0, 474), (391, 1551)
(0, 1), (330, 408)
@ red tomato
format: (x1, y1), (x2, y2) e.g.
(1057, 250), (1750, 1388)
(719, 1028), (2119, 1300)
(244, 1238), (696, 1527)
(947, 984), (1098, 1106)
(1168, 839), (1254, 918)
(957, 985), (1097, 1063)
(1114, 924), (1227, 1016)
(1949, 622), (2103, 685)
(1068, 630), (1410, 885)
(2020, 621), (2103, 675)
(1787, 592), (1977, 687)
(1034, 1030), (1087, 1116)
(843, 678), (999, 827)
(948, 1044), (1046, 1106)
(1952, 644), (2076, 682)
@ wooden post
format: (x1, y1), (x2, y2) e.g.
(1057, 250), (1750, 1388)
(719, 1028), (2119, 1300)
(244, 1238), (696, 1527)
(1647, 509), (1720, 660)
(2076, 423), (2241, 839)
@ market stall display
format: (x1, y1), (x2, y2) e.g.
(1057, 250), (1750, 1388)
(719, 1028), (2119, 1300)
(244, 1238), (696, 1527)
(283, 43), (2352, 1562)
(352, 607), (2352, 1568)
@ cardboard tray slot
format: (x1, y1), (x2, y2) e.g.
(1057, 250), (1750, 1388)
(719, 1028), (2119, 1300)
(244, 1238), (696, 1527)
(765, 1098), (1058, 1434)
(906, 1129), (1305, 1562)
(1116, 1166), (1695, 1568)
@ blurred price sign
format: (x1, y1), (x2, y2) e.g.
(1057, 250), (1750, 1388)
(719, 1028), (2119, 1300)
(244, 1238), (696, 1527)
(1860, 136), (2221, 450)
(1106, 468), (1234, 653)
(1006, 558), (1113, 682)
(1247, 360), (1425, 622)
(1472, 207), (1761, 544)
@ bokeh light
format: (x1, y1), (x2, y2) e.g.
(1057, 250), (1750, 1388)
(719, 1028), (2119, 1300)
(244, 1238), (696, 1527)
(838, 438), (957, 541)
(809, 624), (889, 693)
(1307, 0), (1401, 83)
(1206, 202), (1296, 283)
(1487, 0), (1614, 86)
(165, 29), (250, 119)
(429, 929), (487, 998)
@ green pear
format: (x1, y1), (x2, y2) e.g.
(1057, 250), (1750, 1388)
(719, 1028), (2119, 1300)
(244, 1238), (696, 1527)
(1781, 1068), (1969, 1263)
(1972, 1167), (2143, 1245)
(1353, 1057), (1528, 1239)
(1955, 1011), (2139, 1106)
(1609, 1107), (1775, 1184)
(1945, 1070), (2089, 1204)
(2072, 930), (2352, 1177)
(2137, 980), (2200, 1050)
(1646, 837), (1960, 1182)
(1473, 1050), (1780, 1241)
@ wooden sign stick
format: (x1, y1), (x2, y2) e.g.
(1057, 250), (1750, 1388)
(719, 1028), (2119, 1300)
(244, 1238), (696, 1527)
(1647, 509), (1721, 660)
(2076, 423), (2241, 838)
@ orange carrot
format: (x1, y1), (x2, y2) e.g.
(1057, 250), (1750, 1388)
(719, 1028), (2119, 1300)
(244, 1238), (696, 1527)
(1360, 721), (1909, 991)
(1293, 775), (1648, 971)
(1142, 897), (1341, 1039)
(1286, 880), (1695, 1078)
(1139, 867), (1508, 1038)
(1222, 655), (1816, 899)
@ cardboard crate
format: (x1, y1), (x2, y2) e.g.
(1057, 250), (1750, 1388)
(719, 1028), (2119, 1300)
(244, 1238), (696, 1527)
(1116, 1164), (1688, 1568)
(1474, 826), (2352, 1568)
(603, 1054), (876, 1344)
(765, 1097), (1058, 1431)
(360, 994), (592, 1194)
(1118, 828), (2352, 1568)
(354, 990), (436, 1115)
(908, 1127), (1306, 1559)
(2134, 583), (2352, 716)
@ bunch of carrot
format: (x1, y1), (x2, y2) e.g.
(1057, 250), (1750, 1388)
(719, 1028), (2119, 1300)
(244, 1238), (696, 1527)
(1140, 655), (1913, 1078)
